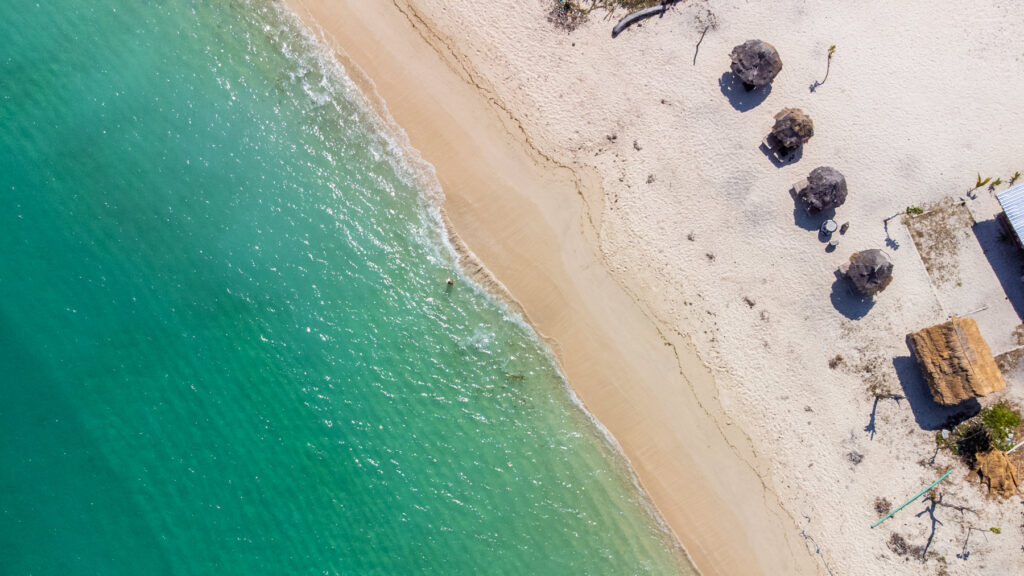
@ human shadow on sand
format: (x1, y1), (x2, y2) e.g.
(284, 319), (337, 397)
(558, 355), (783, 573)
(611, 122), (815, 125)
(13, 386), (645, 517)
(892, 352), (980, 431)
(718, 72), (771, 112)
(830, 273), (875, 319)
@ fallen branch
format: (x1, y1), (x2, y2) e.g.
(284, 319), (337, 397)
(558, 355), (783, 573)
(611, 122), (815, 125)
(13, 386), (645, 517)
(611, 1), (679, 38)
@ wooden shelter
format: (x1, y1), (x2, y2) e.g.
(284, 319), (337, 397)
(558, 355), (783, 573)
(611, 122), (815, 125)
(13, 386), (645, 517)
(908, 317), (1006, 405)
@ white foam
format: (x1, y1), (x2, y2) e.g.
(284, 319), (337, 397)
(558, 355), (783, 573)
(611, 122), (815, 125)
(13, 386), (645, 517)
(261, 0), (682, 550)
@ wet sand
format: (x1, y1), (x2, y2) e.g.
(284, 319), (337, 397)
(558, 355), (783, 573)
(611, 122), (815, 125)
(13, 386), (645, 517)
(283, 1), (818, 574)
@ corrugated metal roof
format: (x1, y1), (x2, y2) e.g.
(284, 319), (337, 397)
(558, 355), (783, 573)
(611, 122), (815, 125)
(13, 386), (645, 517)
(997, 183), (1024, 241)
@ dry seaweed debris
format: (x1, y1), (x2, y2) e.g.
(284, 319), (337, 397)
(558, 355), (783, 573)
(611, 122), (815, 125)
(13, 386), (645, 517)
(547, 2), (589, 31)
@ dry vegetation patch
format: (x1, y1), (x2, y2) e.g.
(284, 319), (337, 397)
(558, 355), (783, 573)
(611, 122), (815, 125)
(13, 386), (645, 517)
(906, 199), (976, 288)
(549, 0), (663, 23)
(547, 2), (589, 31)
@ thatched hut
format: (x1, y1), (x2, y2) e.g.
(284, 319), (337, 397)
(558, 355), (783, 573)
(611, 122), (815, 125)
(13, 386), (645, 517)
(842, 249), (893, 296)
(729, 40), (783, 89)
(771, 108), (814, 150)
(974, 449), (1020, 497)
(798, 166), (847, 213)
(908, 317), (1006, 405)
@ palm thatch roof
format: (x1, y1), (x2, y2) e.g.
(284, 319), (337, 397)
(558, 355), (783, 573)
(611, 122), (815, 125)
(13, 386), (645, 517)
(975, 450), (1020, 497)
(799, 166), (848, 213)
(844, 249), (893, 296)
(771, 108), (814, 150)
(908, 317), (1006, 405)
(729, 40), (783, 87)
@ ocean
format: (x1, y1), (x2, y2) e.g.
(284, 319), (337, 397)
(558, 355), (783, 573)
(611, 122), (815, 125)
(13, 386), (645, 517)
(0, 1), (692, 574)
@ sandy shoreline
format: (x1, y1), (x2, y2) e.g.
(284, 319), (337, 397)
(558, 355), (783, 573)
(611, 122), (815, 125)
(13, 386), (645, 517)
(282, 0), (818, 574)
(283, 0), (1024, 574)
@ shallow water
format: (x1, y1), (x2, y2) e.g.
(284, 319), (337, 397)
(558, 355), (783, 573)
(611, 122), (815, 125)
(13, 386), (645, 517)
(0, 1), (692, 574)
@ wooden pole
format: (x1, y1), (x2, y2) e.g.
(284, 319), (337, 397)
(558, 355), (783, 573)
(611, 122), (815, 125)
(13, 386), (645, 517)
(871, 469), (953, 529)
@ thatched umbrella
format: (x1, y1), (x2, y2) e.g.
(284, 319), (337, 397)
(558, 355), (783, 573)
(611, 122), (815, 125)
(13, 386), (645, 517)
(844, 249), (893, 296)
(729, 40), (783, 89)
(771, 108), (814, 150)
(799, 166), (848, 213)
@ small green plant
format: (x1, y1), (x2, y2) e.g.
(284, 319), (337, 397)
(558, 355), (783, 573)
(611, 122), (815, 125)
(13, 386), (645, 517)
(906, 205), (924, 215)
(991, 177), (1003, 188)
(1010, 171), (1021, 185)
(981, 402), (1021, 451)
(821, 45), (836, 84)
(975, 173), (992, 190)
(989, 527), (1001, 535)
(811, 45), (836, 91)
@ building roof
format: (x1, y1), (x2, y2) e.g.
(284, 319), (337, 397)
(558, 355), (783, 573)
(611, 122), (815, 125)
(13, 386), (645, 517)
(997, 183), (1024, 242)
(908, 317), (1006, 405)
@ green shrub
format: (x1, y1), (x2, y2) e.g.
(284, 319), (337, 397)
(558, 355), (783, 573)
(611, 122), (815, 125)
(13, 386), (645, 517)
(981, 402), (1021, 451)
(954, 422), (990, 459)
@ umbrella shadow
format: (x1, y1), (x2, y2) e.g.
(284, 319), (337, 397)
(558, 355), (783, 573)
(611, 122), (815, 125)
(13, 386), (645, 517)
(830, 272), (875, 319)
(892, 351), (981, 431)
(789, 187), (833, 231)
(972, 218), (1024, 322)
(718, 72), (771, 112)
(760, 134), (802, 168)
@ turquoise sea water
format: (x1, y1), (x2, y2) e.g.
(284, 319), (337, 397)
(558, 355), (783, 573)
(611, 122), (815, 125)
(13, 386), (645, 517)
(0, 1), (692, 574)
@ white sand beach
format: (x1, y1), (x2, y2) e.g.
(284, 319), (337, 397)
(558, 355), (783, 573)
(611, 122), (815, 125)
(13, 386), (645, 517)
(284, 1), (1024, 574)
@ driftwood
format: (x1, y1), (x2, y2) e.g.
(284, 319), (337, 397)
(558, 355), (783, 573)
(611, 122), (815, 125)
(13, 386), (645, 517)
(611, 2), (678, 38)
